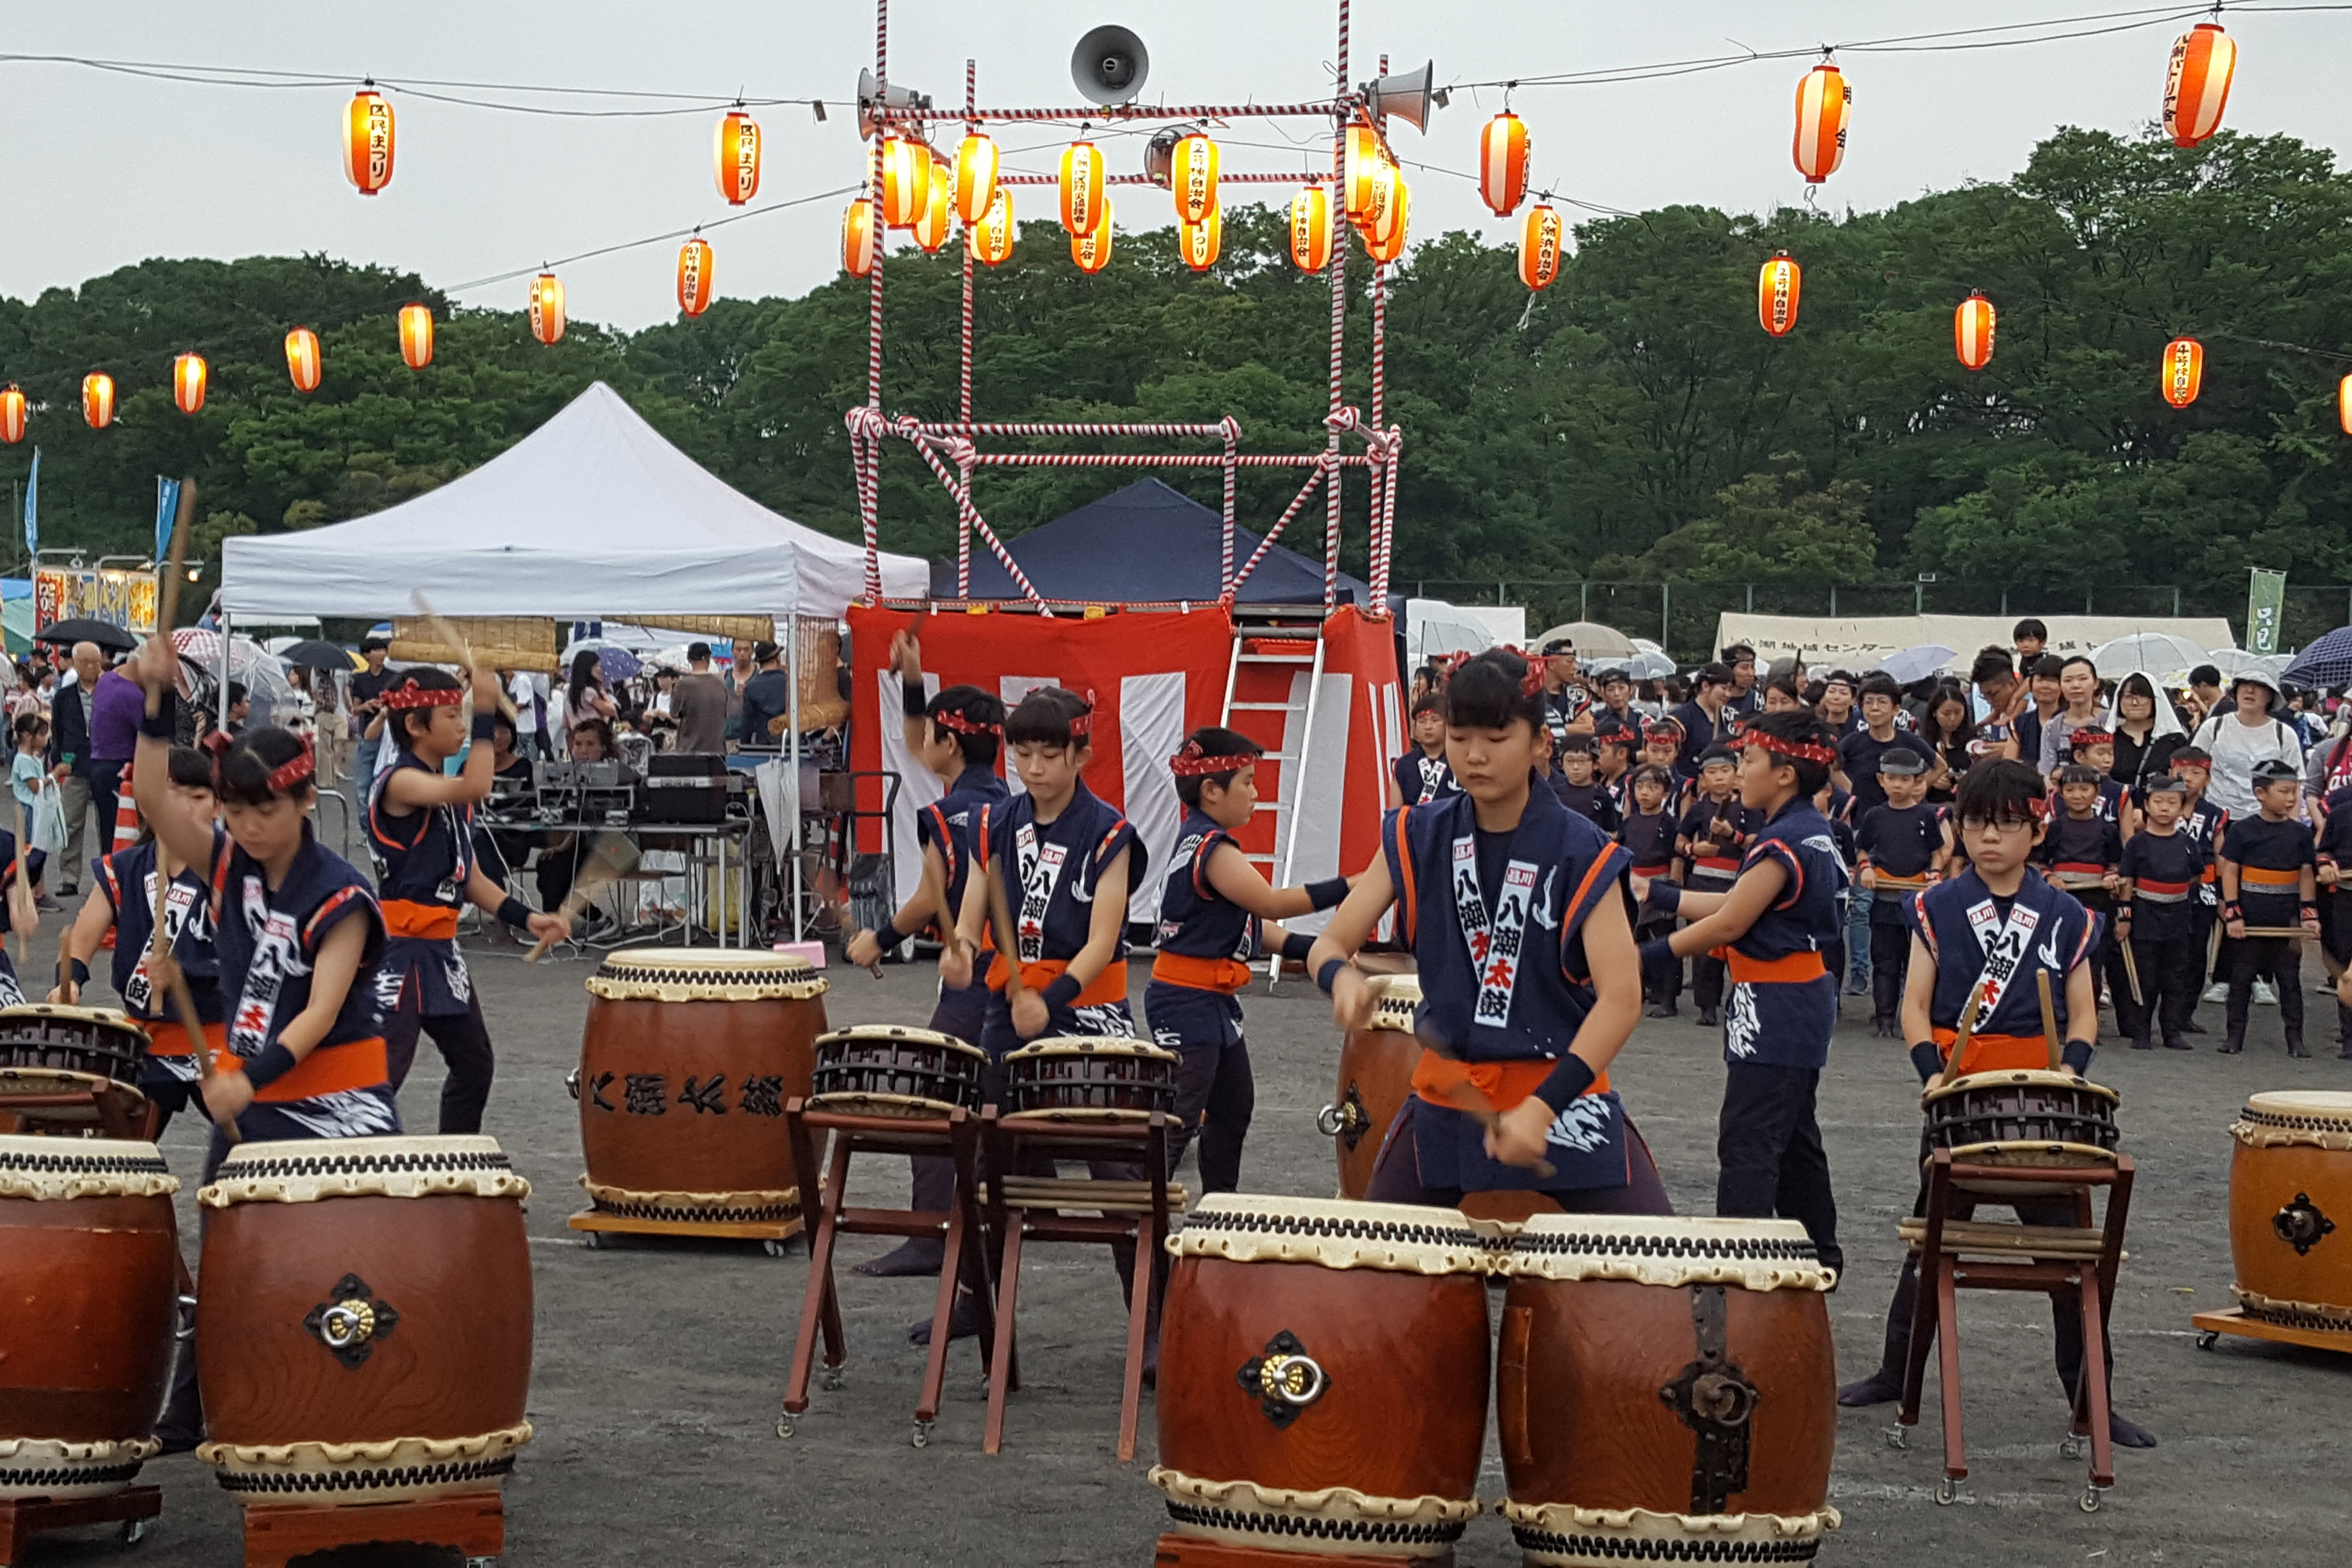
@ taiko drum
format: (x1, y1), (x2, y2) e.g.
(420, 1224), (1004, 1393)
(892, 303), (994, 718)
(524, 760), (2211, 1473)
(2226, 1091), (2352, 1331)
(1321, 973), (1419, 1200)
(576, 948), (829, 1226)
(1152, 1194), (1491, 1560)
(194, 1135), (534, 1506)
(0, 1136), (180, 1499)
(1496, 1215), (1840, 1566)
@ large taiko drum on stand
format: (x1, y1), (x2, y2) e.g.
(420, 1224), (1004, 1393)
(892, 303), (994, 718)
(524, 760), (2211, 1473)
(1495, 1215), (1840, 1566)
(1318, 974), (1419, 1200)
(575, 948), (829, 1231)
(0, 1136), (179, 1500)
(2226, 1091), (2352, 1332)
(194, 1136), (534, 1507)
(1152, 1194), (1492, 1560)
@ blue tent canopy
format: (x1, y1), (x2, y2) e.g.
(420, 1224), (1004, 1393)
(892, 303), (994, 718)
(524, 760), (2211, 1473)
(933, 479), (1374, 606)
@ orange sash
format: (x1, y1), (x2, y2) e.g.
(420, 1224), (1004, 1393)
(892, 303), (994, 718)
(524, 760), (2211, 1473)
(1411, 1048), (1609, 1114)
(382, 900), (461, 940)
(213, 1036), (390, 1102)
(1725, 950), (1827, 984)
(146, 1019), (226, 1059)
(1149, 952), (1255, 994)
(982, 955), (1129, 1008)
(1932, 1026), (2049, 1077)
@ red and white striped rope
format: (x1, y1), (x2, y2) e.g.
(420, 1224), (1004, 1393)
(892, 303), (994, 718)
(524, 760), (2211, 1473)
(995, 172), (1329, 187)
(1220, 418), (1239, 598)
(903, 419), (1236, 439)
(873, 101), (1340, 132)
(962, 452), (1370, 470)
(905, 437), (1048, 606)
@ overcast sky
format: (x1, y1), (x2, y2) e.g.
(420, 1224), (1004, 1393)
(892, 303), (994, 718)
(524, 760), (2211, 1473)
(3, 2), (2348, 333)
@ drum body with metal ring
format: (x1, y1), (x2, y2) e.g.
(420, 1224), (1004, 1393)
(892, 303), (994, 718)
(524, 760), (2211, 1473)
(808, 1024), (987, 1119)
(194, 1135), (535, 1507)
(2227, 1090), (2352, 1331)
(1151, 1194), (1492, 1560)
(1326, 974), (1419, 1199)
(0, 1005), (151, 1121)
(0, 1135), (179, 1499)
(1922, 1068), (2120, 1194)
(577, 947), (829, 1225)
(1496, 1215), (1840, 1566)
(1004, 1037), (1178, 1122)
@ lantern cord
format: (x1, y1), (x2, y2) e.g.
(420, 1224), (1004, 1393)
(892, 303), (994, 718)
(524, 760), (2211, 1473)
(442, 184), (863, 294)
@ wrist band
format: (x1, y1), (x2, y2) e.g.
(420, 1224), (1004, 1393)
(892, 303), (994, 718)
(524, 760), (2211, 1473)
(1649, 881), (1682, 914)
(139, 693), (178, 740)
(497, 896), (535, 933)
(66, 957), (90, 986)
(1279, 930), (1316, 964)
(2302, 903), (2319, 920)
(1909, 1041), (1943, 1084)
(2221, 901), (2244, 921)
(1040, 974), (1082, 1012)
(1316, 957), (1347, 996)
(2061, 1038), (2095, 1074)
(902, 679), (929, 718)
(471, 712), (497, 743)
(241, 1042), (299, 1089)
(1637, 936), (1674, 970)
(1532, 1052), (1597, 1114)
(1304, 876), (1350, 911)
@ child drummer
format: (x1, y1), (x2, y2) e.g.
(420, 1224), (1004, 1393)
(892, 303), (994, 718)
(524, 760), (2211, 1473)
(1389, 693), (1458, 807)
(1835, 758), (2155, 1449)
(1619, 763), (1681, 1018)
(1855, 748), (1949, 1038)
(1145, 727), (1350, 1193)
(1636, 709), (1847, 1275)
(2217, 757), (2321, 1057)
(52, 746), (223, 1134)
(846, 631), (1009, 1279)
(1308, 649), (1669, 1215)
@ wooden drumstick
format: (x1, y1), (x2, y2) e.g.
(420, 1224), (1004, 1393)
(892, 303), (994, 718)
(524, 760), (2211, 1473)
(524, 833), (631, 961)
(409, 591), (520, 723)
(1928, 981), (1987, 1093)
(2037, 967), (2063, 1073)
(2118, 938), (2144, 1009)
(1426, 1075), (1558, 1181)
(984, 852), (1030, 1019)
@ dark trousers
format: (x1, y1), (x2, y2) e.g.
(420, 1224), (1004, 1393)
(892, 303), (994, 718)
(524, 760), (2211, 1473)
(384, 986), (497, 1134)
(1716, 1061), (1841, 1277)
(2227, 935), (2305, 1050)
(1869, 920), (1910, 1021)
(537, 838), (585, 910)
(1168, 1041), (1254, 1194)
(1637, 914), (1680, 1006)
(1864, 1183), (2114, 1403)
(1693, 953), (1726, 1014)
(1365, 1098), (1674, 1215)
(2076, 891), (2133, 1024)
(2122, 930), (2196, 1046)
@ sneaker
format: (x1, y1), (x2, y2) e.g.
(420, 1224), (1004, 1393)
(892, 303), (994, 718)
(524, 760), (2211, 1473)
(1695, 1009), (1719, 1027)
(2255, 979), (2279, 1007)
(33, 895), (60, 913)
(2203, 981), (2230, 1003)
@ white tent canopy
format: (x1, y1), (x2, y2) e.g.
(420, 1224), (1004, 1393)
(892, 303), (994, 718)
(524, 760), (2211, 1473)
(220, 381), (925, 619)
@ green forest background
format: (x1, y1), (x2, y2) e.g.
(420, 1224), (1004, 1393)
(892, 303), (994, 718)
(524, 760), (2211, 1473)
(2, 126), (2348, 648)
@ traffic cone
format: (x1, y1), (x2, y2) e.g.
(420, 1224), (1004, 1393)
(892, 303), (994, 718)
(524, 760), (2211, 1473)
(112, 793), (141, 855)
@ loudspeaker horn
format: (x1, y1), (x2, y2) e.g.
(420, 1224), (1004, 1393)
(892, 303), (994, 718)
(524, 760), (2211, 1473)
(1362, 60), (1438, 133)
(857, 68), (935, 140)
(1072, 25), (1149, 105)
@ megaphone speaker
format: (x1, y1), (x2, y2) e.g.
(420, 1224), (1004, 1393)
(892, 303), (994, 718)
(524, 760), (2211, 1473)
(1363, 60), (1437, 133)
(1072, 25), (1150, 105)
(857, 67), (934, 140)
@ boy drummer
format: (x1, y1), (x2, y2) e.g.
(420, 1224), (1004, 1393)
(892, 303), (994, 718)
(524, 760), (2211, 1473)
(1835, 759), (2155, 1449)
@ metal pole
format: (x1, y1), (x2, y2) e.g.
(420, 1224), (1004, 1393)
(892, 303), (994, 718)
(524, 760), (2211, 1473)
(1745, 584), (1753, 613)
(789, 618), (803, 943)
(1830, 584), (1837, 616)
(2174, 587), (2181, 617)
(958, 59), (976, 598)
(217, 609), (232, 732)
(1661, 582), (1670, 650)
(2085, 589), (2093, 615)
(1580, 581), (1588, 621)
(1318, 4), (1348, 613)
(1914, 582), (1923, 616)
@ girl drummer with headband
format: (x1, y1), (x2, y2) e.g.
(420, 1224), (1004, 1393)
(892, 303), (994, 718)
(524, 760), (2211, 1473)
(1834, 758), (2153, 1448)
(1636, 708), (1848, 1277)
(369, 665), (570, 1134)
(1147, 727), (1352, 1194)
(1308, 648), (1669, 1215)
(125, 635), (398, 1178)
(51, 745), (223, 1135)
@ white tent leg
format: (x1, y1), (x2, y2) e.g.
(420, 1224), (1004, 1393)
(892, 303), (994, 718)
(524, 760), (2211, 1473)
(218, 610), (232, 731)
(789, 622), (803, 944)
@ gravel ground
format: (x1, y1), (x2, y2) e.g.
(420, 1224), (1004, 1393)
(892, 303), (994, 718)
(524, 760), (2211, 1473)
(18, 921), (2350, 1567)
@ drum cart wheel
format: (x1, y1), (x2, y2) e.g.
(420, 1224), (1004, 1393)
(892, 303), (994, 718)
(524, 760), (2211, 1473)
(1882, 1424), (1908, 1450)
(580, 1230), (606, 1249)
(820, 1366), (845, 1392)
(776, 1414), (796, 1439)
(2081, 1484), (2108, 1513)
(763, 1238), (790, 1258)
(1933, 1477), (1962, 1506)
(910, 1420), (934, 1449)
(2060, 1432), (2086, 1460)
(121, 1518), (149, 1545)
(2195, 1329), (2220, 1350)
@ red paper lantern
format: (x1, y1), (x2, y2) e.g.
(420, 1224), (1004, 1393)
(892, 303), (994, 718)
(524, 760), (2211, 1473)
(966, 190), (1014, 267)
(1060, 140), (1107, 238)
(1793, 63), (1850, 184)
(1954, 292), (1996, 372)
(2161, 336), (2203, 408)
(174, 353), (208, 414)
(714, 109), (761, 205)
(844, 197), (878, 276)
(1519, 205), (1562, 291)
(528, 273), (565, 346)
(0, 386), (24, 445)
(1288, 184), (1333, 273)
(1072, 198), (1114, 274)
(678, 238), (715, 316)
(344, 87), (395, 196)
(1171, 133), (1219, 225)
(82, 373), (114, 429)
(285, 326), (322, 394)
(1177, 208), (1222, 272)
(2163, 22), (2236, 149)
(2340, 373), (2352, 438)
(399, 304), (435, 369)
(1479, 111), (1529, 217)
(953, 133), (999, 226)
(1758, 252), (1801, 337)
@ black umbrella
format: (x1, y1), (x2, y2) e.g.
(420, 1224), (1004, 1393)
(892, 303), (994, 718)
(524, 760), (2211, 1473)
(34, 618), (139, 652)
(2283, 627), (2352, 690)
(280, 639), (357, 671)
